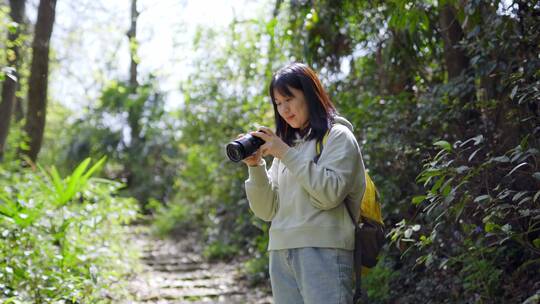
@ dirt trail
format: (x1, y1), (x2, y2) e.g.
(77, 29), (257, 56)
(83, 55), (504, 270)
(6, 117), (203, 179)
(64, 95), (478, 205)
(125, 226), (273, 304)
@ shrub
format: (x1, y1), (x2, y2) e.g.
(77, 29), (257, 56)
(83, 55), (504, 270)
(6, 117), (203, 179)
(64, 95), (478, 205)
(0, 158), (140, 303)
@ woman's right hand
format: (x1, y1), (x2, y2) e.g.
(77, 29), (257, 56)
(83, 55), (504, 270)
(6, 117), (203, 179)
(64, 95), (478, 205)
(237, 133), (263, 167)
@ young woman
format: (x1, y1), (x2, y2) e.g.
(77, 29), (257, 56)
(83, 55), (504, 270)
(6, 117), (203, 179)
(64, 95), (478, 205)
(243, 62), (366, 303)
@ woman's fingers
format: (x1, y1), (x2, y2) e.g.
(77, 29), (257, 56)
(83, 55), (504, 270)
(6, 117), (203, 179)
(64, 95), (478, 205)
(258, 126), (275, 136)
(260, 144), (269, 157)
(250, 131), (270, 141)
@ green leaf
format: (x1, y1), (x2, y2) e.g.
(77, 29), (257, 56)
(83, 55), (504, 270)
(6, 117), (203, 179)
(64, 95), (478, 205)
(491, 156), (510, 163)
(484, 222), (498, 233)
(501, 224), (511, 233)
(62, 158), (92, 205)
(534, 191), (540, 203)
(468, 148), (482, 162)
(431, 177), (445, 193)
(412, 195), (426, 205)
(512, 191), (528, 202)
(510, 85), (518, 99)
(533, 238), (540, 249)
(506, 162), (528, 177)
(81, 156), (107, 181)
(0, 193), (17, 218)
(456, 166), (469, 174)
(518, 197), (532, 205)
(49, 166), (65, 198)
(459, 135), (484, 147)
(434, 140), (452, 152)
(7, 22), (18, 34)
(474, 195), (490, 203)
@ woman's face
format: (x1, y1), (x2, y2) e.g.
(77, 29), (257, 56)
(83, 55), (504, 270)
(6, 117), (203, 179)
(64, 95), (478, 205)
(273, 86), (309, 129)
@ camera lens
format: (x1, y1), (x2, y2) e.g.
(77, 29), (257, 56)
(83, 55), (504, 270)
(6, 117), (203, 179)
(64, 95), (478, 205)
(226, 142), (245, 162)
(226, 134), (265, 162)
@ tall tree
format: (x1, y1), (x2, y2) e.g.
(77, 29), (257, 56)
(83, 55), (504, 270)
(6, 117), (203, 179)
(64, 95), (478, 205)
(0, 0), (26, 160)
(126, 0), (141, 145)
(439, 3), (470, 80)
(23, 0), (56, 162)
(127, 0), (138, 89)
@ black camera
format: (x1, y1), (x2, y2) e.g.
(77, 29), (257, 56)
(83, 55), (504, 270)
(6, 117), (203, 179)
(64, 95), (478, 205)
(226, 134), (265, 162)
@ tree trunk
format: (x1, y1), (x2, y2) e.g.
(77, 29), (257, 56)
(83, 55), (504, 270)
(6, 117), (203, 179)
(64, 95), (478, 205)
(23, 0), (56, 162)
(0, 0), (26, 161)
(14, 95), (24, 121)
(125, 0), (140, 192)
(439, 3), (480, 133)
(126, 0), (141, 145)
(439, 3), (470, 80)
(127, 0), (138, 89)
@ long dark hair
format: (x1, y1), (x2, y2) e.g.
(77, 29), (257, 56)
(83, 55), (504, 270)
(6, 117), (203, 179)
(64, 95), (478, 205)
(269, 62), (337, 146)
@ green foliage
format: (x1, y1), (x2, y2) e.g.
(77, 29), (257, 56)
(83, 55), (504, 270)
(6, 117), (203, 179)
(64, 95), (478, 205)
(148, 198), (192, 237)
(362, 255), (398, 303)
(390, 131), (539, 300)
(62, 78), (180, 210)
(1, 119), (28, 168)
(203, 241), (240, 262)
(157, 18), (277, 260)
(0, 158), (139, 303)
(243, 253), (269, 287)
(458, 254), (502, 299)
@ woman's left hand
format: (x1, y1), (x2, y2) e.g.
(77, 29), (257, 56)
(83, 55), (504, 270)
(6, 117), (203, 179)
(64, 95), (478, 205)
(250, 127), (290, 159)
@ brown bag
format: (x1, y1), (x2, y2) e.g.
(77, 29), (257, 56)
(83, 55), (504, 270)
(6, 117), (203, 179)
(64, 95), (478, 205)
(348, 209), (385, 303)
(356, 215), (385, 267)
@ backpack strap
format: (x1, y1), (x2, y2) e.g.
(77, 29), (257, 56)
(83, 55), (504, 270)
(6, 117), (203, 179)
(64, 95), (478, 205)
(314, 130), (330, 164)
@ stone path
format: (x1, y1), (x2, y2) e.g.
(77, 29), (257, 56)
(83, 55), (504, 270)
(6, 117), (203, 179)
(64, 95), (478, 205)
(124, 226), (273, 304)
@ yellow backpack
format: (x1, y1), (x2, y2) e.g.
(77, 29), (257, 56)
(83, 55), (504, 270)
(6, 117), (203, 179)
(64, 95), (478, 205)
(316, 131), (383, 225)
(361, 173), (384, 225)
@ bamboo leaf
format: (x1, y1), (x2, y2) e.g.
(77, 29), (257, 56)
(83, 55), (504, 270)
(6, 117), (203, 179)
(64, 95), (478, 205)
(474, 195), (490, 203)
(412, 195), (426, 205)
(506, 162), (528, 177)
(491, 156), (510, 163)
(49, 166), (65, 199)
(512, 191), (528, 202)
(81, 156), (107, 181)
(510, 85), (518, 99)
(456, 166), (469, 174)
(0, 193), (17, 218)
(468, 148), (482, 162)
(62, 158), (92, 205)
(534, 191), (540, 203)
(434, 140), (452, 152)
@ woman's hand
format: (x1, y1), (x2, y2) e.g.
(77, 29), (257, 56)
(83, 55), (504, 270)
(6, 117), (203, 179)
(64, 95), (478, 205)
(251, 127), (290, 159)
(237, 133), (263, 167)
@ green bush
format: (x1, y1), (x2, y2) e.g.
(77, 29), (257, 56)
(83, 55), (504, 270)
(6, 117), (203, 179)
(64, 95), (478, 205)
(0, 158), (140, 303)
(363, 255), (398, 303)
(148, 198), (193, 237)
(243, 254), (269, 287)
(202, 240), (240, 261)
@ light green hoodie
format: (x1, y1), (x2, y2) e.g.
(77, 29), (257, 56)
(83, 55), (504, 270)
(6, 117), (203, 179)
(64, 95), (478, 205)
(245, 116), (366, 251)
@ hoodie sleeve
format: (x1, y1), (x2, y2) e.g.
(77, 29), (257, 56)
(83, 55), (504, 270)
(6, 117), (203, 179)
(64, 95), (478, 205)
(244, 158), (279, 221)
(280, 124), (365, 210)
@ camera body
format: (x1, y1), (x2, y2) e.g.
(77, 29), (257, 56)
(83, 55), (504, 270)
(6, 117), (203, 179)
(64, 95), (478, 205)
(226, 134), (265, 162)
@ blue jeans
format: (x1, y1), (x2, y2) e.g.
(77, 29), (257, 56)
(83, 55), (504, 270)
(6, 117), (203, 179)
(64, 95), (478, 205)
(269, 247), (354, 304)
